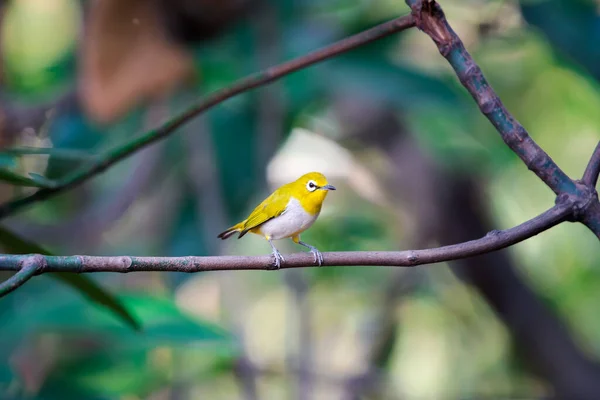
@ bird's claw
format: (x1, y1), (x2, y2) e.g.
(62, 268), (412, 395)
(309, 247), (323, 266)
(271, 250), (285, 269)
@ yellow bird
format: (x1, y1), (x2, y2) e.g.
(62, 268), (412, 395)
(218, 172), (336, 268)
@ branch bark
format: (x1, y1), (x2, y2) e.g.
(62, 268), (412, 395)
(580, 199), (600, 240)
(582, 141), (600, 188)
(579, 142), (600, 238)
(0, 255), (41, 297)
(0, 201), (573, 278)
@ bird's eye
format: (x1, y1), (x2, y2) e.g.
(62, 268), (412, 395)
(306, 181), (317, 192)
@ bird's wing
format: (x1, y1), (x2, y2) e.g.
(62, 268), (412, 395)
(240, 187), (291, 236)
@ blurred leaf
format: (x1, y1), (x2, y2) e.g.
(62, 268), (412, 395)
(3, 292), (231, 344)
(2, 0), (80, 94)
(45, 108), (105, 180)
(0, 363), (13, 394)
(80, 0), (194, 124)
(0, 226), (53, 256)
(0, 280), (235, 399)
(116, 294), (230, 343)
(27, 173), (57, 188)
(0, 226), (140, 331)
(324, 47), (464, 110)
(0, 167), (55, 188)
(520, 0), (600, 81)
(43, 347), (165, 399)
(408, 106), (508, 172)
(0, 154), (17, 169)
(210, 98), (262, 219)
(53, 274), (141, 332)
(167, 186), (205, 257)
(37, 314), (235, 399)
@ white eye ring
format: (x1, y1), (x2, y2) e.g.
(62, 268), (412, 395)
(306, 180), (317, 192)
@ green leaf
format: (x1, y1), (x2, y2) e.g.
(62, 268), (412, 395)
(20, 294), (235, 399)
(0, 225), (140, 330)
(2, 0), (80, 94)
(0, 225), (51, 255)
(28, 172), (57, 188)
(3, 292), (232, 345)
(37, 316), (234, 399)
(45, 111), (105, 180)
(115, 294), (232, 343)
(52, 273), (140, 331)
(0, 362), (13, 390)
(210, 97), (262, 219)
(0, 153), (16, 168)
(48, 347), (166, 399)
(324, 48), (463, 110)
(0, 167), (55, 188)
(520, 0), (600, 80)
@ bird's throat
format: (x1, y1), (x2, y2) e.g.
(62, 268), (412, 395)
(298, 191), (327, 216)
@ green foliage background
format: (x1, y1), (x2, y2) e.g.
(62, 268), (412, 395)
(0, 0), (599, 399)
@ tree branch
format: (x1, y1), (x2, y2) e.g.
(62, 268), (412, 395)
(0, 14), (416, 219)
(0, 202), (572, 278)
(579, 141), (600, 238)
(0, 255), (42, 296)
(580, 199), (600, 240)
(405, 0), (576, 197)
(582, 141), (600, 188)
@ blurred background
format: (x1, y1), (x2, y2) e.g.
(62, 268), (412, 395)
(0, 0), (599, 398)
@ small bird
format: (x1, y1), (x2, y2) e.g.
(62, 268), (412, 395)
(218, 172), (336, 268)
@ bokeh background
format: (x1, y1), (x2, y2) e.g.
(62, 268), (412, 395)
(0, 0), (599, 399)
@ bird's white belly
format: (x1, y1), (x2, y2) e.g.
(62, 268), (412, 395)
(259, 198), (318, 240)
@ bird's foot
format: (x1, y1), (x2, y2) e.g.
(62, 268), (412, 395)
(271, 249), (285, 269)
(307, 246), (324, 266)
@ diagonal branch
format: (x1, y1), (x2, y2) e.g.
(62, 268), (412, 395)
(0, 255), (42, 297)
(579, 141), (600, 238)
(582, 141), (600, 188)
(0, 14), (416, 220)
(0, 202), (572, 279)
(580, 199), (600, 240)
(405, 0), (576, 197)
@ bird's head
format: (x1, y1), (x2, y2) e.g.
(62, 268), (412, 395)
(291, 172), (336, 211)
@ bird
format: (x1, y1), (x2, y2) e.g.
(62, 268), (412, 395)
(218, 172), (336, 268)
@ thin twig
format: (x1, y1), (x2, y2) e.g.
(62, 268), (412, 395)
(6, 140), (164, 250)
(0, 255), (41, 297)
(0, 14), (416, 219)
(405, 0), (576, 196)
(582, 141), (600, 188)
(1, 147), (98, 161)
(0, 202), (572, 276)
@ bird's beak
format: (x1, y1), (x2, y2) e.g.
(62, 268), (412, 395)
(321, 184), (336, 191)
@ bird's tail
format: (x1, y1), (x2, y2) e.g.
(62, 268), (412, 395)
(217, 222), (244, 240)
